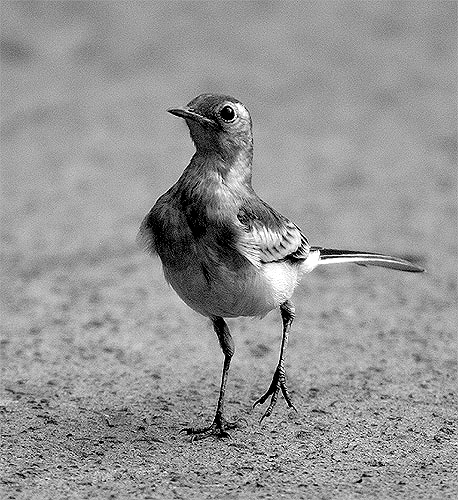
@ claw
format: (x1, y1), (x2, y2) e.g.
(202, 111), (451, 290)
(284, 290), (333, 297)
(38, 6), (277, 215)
(181, 415), (238, 441)
(254, 365), (296, 423)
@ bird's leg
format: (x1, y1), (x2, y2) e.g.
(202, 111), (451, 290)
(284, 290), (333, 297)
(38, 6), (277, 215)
(253, 300), (297, 423)
(182, 317), (238, 440)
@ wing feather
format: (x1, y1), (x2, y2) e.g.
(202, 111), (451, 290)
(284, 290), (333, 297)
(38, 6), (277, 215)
(237, 199), (310, 266)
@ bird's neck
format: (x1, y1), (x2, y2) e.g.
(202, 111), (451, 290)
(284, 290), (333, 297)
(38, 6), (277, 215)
(189, 144), (254, 189)
(173, 149), (254, 224)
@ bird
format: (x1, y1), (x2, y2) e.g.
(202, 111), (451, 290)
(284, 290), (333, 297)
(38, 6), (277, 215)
(138, 93), (424, 440)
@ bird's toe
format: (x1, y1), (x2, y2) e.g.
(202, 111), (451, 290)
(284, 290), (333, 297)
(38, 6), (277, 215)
(181, 415), (239, 441)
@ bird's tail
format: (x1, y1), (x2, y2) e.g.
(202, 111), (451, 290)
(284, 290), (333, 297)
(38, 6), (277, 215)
(312, 247), (424, 273)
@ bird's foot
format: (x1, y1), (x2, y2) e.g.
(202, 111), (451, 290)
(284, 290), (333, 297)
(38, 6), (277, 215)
(181, 413), (238, 442)
(253, 365), (297, 424)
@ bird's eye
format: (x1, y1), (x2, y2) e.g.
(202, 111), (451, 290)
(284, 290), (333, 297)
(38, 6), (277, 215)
(219, 105), (237, 122)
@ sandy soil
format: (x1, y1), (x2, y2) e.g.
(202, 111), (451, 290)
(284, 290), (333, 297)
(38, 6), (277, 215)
(1, 2), (457, 499)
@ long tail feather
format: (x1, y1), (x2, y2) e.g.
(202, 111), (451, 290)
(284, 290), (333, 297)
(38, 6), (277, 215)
(313, 247), (424, 273)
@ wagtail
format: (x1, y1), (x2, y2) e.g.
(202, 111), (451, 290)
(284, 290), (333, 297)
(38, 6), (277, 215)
(139, 94), (424, 440)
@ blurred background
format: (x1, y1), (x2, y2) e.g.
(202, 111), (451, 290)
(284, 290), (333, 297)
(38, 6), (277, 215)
(1, 1), (456, 274)
(1, 5), (457, 494)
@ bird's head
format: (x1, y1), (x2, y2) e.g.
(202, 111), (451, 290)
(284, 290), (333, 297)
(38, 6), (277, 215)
(168, 94), (253, 161)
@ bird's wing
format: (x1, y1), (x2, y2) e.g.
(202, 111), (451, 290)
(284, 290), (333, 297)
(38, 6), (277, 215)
(236, 198), (310, 267)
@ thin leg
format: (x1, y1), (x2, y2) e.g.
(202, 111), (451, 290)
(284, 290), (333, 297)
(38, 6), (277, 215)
(253, 300), (297, 423)
(182, 317), (238, 440)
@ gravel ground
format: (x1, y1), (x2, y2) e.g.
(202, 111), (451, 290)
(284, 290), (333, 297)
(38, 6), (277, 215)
(1, 2), (457, 499)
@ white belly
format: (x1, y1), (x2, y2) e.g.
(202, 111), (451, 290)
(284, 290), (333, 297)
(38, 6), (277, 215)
(163, 260), (301, 319)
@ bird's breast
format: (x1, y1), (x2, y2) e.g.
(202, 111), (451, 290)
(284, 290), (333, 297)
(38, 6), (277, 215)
(146, 176), (300, 318)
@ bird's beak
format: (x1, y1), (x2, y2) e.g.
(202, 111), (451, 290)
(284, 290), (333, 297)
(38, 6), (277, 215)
(167, 107), (216, 127)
